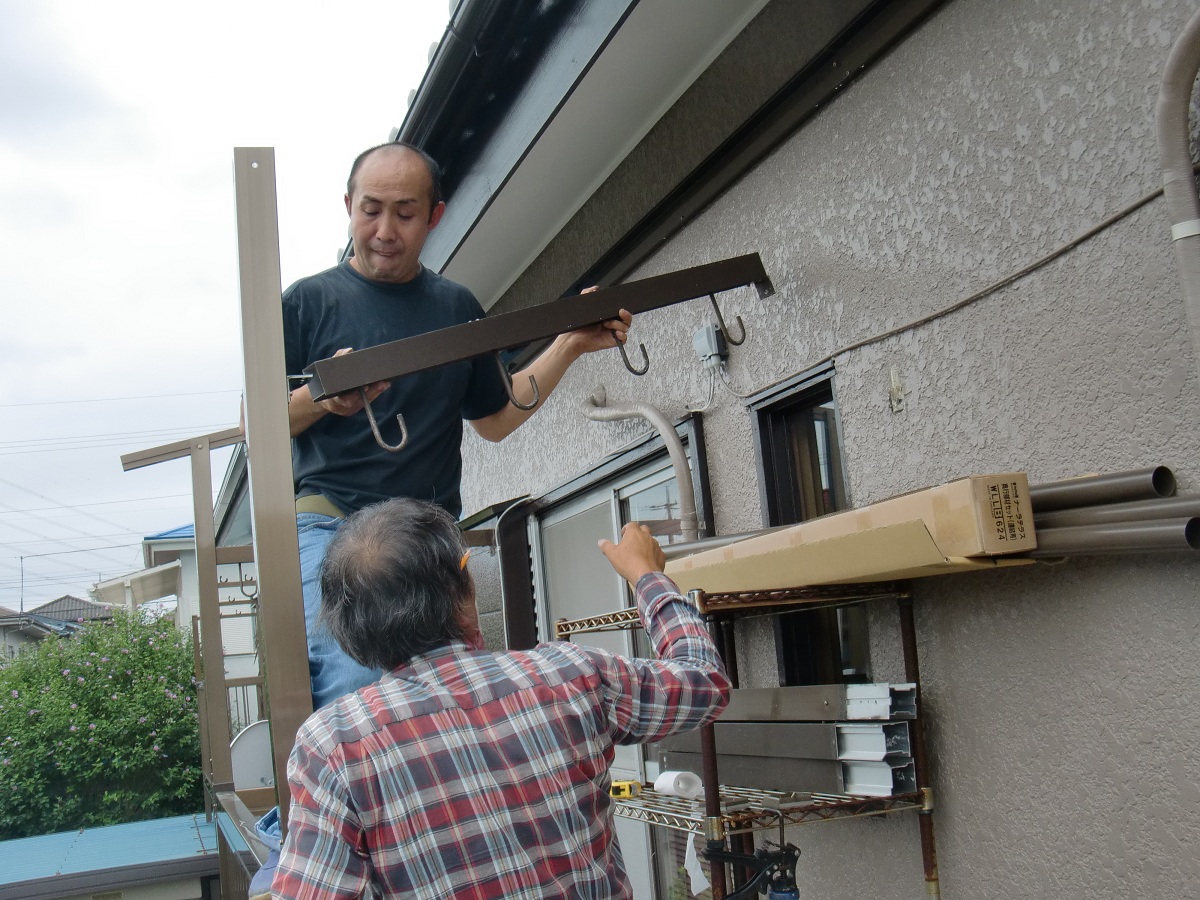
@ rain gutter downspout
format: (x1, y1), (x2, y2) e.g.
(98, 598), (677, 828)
(1155, 5), (1200, 380)
(582, 386), (699, 542)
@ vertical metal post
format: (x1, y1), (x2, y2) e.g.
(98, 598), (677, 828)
(897, 594), (941, 899)
(191, 434), (234, 790)
(233, 147), (312, 833)
(718, 617), (755, 880)
(191, 614), (214, 816)
(702, 607), (728, 900)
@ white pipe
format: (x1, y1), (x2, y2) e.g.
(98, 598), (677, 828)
(581, 386), (700, 542)
(1155, 5), (1200, 378)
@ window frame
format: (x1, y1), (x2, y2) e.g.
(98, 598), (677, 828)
(486, 413), (713, 652)
(746, 360), (849, 528)
(745, 363), (868, 685)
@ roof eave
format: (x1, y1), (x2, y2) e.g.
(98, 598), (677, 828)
(398, 0), (770, 309)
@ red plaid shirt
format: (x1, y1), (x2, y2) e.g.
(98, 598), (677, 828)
(272, 572), (729, 899)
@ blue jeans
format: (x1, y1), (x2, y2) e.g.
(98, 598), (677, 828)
(296, 512), (382, 708)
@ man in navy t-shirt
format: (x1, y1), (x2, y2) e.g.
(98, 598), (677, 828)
(283, 142), (631, 708)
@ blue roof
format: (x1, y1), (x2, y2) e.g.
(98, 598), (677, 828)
(0, 813), (217, 899)
(145, 523), (195, 541)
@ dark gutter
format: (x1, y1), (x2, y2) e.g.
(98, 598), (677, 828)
(569, 0), (951, 292)
(399, 0), (512, 151)
(398, 0), (588, 200)
(0, 856), (219, 900)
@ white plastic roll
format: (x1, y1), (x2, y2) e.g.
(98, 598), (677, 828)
(653, 770), (703, 799)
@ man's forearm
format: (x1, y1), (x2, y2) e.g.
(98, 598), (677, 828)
(469, 333), (582, 442)
(635, 572), (727, 677)
(288, 384), (327, 437)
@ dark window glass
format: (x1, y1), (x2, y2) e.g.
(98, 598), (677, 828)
(754, 376), (867, 684)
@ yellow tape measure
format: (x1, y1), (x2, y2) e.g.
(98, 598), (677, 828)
(608, 780), (642, 799)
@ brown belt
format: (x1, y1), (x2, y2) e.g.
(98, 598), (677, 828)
(295, 494), (345, 519)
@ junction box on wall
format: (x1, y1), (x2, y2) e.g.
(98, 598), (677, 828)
(693, 323), (729, 371)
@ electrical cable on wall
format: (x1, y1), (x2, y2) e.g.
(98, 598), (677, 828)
(807, 180), (1177, 373)
(720, 175), (1191, 403)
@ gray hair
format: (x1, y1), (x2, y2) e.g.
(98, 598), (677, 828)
(318, 498), (471, 671)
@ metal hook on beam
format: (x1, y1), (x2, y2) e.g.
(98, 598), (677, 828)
(709, 293), (746, 346)
(237, 562), (258, 601)
(494, 353), (540, 410)
(616, 331), (650, 376)
(361, 387), (408, 452)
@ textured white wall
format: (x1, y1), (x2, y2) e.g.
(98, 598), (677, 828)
(460, 0), (1200, 895)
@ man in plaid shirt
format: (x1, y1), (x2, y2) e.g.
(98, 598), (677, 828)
(271, 497), (730, 899)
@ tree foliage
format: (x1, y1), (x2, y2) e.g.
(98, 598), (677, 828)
(0, 609), (202, 840)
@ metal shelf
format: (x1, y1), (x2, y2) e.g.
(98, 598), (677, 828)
(552, 581), (908, 639)
(692, 581), (907, 615)
(556, 576), (936, 897)
(613, 786), (925, 836)
(554, 608), (641, 639)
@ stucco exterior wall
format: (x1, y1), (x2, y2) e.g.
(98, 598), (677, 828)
(460, 0), (1200, 896)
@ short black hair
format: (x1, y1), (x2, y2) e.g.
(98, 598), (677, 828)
(318, 498), (471, 671)
(346, 142), (443, 210)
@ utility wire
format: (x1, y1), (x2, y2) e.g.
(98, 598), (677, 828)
(0, 494), (191, 515)
(1, 529), (186, 547)
(0, 424), (236, 446)
(0, 389), (241, 409)
(801, 182), (1169, 375)
(0, 425), (237, 455)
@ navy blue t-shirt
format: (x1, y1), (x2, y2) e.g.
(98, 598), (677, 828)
(283, 262), (509, 517)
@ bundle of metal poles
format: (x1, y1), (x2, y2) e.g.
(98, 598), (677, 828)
(1027, 466), (1200, 557)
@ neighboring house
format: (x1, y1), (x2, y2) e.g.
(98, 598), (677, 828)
(0, 604), (84, 659)
(337, 1), (1195, 898)
(92, 515), (260, 683)
(0, 812), (219, 900)
(27, 594), (113, 624)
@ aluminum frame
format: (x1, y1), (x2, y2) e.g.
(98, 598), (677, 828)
(233, 147), (313, 835)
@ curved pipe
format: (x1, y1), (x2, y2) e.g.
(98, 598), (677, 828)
(582, 386), (699, 542)
(1155, 5), (1200, 378)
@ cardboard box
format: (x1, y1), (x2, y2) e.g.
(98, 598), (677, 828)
(665, 474), (1035, 594)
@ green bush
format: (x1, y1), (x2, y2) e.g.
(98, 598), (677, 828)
(0, 609), (202, 840)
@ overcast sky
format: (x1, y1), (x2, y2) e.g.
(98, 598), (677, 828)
(0, 0), (449, 610)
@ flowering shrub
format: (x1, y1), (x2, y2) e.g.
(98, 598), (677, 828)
(0, 609), (202, 839)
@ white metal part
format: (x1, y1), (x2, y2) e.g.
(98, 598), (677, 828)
(842, 760), (917, 797)
(837, 722), (912, 761)
(1171, 219), (1200, 240)
(845, 682), (917, 720)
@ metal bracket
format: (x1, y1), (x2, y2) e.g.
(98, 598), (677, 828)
(709, 293), (747, 346)
(362, 388), (409, 452)
(494, 352), (540, 410)
(618, 336), (650, 375)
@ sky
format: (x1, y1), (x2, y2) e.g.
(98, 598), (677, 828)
(0, 0), (450, 611)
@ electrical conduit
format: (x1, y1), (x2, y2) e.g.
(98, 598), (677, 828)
(581, 386), (699, 542)
(1155, 4), (1200, 380)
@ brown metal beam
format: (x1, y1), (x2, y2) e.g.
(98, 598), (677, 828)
(215, 545), (255, 566)
(306, 253), (772, 400)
